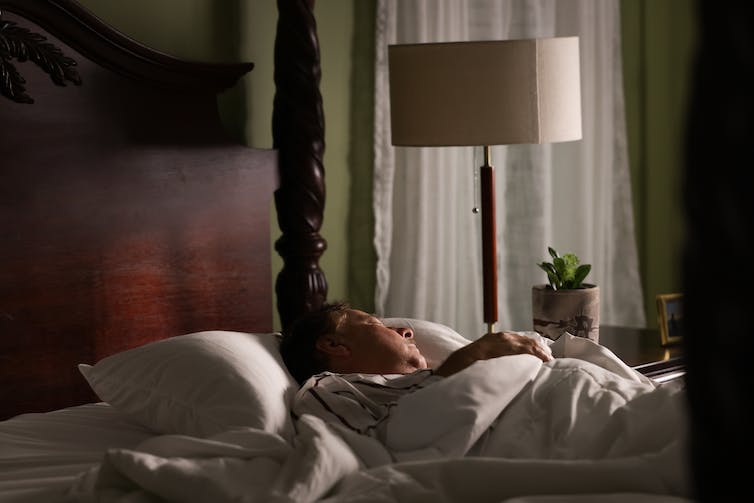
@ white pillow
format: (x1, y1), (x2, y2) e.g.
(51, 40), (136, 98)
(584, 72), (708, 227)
(78, 331), (297, 440)
(381, 317), (471, 367)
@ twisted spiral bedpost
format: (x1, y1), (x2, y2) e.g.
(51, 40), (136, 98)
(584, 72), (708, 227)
(272, 0), (328, 330)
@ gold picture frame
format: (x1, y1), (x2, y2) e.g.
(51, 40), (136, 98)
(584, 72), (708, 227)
(656, 293), (683, 346)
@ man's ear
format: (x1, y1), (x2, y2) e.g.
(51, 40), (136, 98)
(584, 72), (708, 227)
(315, 334), (350, 358)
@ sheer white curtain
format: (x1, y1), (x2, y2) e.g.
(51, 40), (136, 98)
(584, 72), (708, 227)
(374, 0), (645, 339)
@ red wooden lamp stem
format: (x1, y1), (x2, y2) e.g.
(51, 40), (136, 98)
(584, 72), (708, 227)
(480, 145), (498, 334)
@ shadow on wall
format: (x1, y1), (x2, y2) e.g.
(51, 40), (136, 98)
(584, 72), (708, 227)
(346, 0), (377, 313)
(213, 0), (247, 145)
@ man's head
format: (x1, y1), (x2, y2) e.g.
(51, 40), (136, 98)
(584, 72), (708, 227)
(280, 302), (427, 384)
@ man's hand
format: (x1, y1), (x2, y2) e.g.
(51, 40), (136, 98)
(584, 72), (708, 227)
(435, 331), (553, 377)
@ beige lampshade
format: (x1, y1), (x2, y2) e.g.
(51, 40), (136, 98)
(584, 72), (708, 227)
(388, 37), (582, 146)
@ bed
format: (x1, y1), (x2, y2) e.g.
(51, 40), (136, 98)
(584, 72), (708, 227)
(0, 1), (693, 502)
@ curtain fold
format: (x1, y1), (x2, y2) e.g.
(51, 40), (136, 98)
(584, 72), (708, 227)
(374, 0), (645, 339)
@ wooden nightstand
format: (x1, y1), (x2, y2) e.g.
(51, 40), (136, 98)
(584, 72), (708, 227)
(598, 325), (685, 384)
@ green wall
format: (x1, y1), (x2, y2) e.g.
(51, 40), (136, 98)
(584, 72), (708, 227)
(77, 1), (229, 60)
(346, 1), (377, 314)
(621, 0), (697, 327)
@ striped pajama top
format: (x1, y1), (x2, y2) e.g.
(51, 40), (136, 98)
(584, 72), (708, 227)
(291, 370), (444, 439)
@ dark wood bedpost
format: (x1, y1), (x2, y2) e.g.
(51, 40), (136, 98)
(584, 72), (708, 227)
(272, 0), (328, 330)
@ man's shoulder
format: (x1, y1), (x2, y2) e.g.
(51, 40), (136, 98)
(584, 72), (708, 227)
(301, 369), (438, 391)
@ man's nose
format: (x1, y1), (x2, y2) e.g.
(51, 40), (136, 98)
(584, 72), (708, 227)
(394, 327), (414, 339)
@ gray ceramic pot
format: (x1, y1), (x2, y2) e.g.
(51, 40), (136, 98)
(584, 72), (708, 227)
(532, 284), (600, 342)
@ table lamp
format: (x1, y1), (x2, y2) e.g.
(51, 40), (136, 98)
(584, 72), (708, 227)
(388, 37), (582, 334)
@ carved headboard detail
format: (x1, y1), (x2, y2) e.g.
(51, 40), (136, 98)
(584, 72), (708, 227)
(0, 11), (81, 103)
(272, 0), (328, 330)
(0, 0), (327, 419)
(0, 0), (331, 418)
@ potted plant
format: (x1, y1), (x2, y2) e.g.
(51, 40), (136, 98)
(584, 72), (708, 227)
(532, 247), (600, 342)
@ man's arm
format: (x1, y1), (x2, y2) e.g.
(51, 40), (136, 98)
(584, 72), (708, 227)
(435, 331), (552, 377)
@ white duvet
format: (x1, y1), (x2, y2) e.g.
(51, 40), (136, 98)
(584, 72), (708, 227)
(68, 335), (692, 503)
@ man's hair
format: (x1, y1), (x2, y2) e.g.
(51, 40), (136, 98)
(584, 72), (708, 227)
(280, 301), (350, 385)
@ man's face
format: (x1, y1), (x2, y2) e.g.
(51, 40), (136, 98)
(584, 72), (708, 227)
(328, 309), (427, 374)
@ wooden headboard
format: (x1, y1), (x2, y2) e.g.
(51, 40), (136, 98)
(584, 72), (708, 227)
(0, 0), (328, 419)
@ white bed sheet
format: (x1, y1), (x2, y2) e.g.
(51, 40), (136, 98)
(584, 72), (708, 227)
(0, 403), (154, 503)
(0, 335), (693, 503)
(63, 339), (694, 503)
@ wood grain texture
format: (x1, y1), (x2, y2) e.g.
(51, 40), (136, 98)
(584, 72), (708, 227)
(0, 8), (273, 419)
(272, 0), (328, 330)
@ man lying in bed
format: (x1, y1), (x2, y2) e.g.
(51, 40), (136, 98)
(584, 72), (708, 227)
(281, 301), (553, 382)
(280, 301), (689, 494)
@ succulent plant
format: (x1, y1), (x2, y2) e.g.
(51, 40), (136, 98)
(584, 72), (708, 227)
(538, 247), (592, 290)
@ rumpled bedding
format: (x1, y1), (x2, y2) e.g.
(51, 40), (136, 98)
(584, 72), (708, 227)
(69, 415), (359, 503)
(69, 335), (692, 503)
